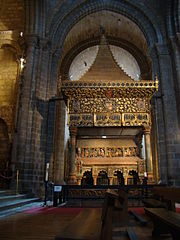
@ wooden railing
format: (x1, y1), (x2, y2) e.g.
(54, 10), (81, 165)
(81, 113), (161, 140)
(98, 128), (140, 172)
(52, 184), (167, 207)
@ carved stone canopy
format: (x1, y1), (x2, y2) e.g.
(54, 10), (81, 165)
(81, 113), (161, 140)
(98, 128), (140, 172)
(61, 34), (158, 128)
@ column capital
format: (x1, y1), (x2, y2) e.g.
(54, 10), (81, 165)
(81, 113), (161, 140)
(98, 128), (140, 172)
(144, 127), (151, 134)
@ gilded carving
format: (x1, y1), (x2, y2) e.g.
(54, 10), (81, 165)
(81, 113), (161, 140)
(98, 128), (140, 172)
(69, 98), (149, 114)
(94, 113), (121, 126)
(124, 147), (138, 157)
(62, 79), (157, 128)
(106, 148), (123, 157)
(122, 113), (150, 126)
(77, 146), (138, 158)
(69, 114), (93, 127)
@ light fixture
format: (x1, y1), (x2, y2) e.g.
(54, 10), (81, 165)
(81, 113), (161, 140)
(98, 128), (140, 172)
(20, 57), (25, 71)
(102, 136), (107, 139)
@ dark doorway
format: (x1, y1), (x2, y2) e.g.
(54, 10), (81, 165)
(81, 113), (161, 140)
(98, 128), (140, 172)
(97, 170), (109, 185)
(129, 170), (139, 185)
(114, 170), (124, 185)
(81, 171), (94, 185)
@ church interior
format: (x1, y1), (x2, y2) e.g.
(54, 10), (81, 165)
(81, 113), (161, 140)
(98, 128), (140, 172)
(0, 0), (180, 239)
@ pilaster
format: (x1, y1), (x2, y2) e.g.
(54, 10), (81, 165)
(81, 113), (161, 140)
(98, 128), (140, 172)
(144, 127), (153, 177)
(68, 127), (77, 184)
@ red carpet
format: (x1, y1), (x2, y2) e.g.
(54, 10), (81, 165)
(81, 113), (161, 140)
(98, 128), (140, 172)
(176, 208), (180, 213)
(24, 207), (82, 215)
(128, 207), (145, 215)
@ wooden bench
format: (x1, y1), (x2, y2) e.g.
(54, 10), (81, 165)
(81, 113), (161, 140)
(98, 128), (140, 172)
(129, 210), (147, 226)
(153, 186), (180, 211)
(143, 186), (180, 211)
(142, 198), (166, 208)
(55, 189), (128, 240)
(144, 207), (180, 240)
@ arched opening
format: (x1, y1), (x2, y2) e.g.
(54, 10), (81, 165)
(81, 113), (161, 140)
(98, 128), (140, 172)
(54, 9), (159, 186)
(97, 171), (109, 186)
(81, 170), (94, 186)
(128, 170), (139, 185)
(113, 170), (124, 186)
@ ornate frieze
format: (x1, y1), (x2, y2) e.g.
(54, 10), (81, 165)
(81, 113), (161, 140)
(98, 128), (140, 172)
(94, 113), (121, 126)
(77, 146), (138, 158)
(69, 98), (149, 114)
(122, 113), (150, 126)
(69, 114), (94, 127)
(68, 112), (150, 127)
(61, 79), (158, 127)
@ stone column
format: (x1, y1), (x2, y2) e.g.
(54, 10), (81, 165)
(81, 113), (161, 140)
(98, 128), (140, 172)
(93, 176), (97, 185)
(155, 44), (180, 185)
(144, 127), (153, 177)
(68, 127), (77, 184)
(169, 35), (180, 127)
(109, 177), (113, 185)
(54, 99), (66, 185)
(15, 34), (38, 192)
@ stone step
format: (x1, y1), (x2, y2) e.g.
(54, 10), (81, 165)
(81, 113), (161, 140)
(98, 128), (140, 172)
(0, 194), (27, 203)
(0, 197), (40, 212)
(0, 201), (43, 219)
(0, 190), (16, 196)
(0, 189), (41, 216)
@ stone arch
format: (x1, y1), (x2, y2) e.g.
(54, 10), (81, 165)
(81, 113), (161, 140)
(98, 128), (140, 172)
(0, 43), (21, 138)
(47, 0), (163, 51)
(97, 170), (109, 185)
(0, 41), (22, 57)
(81, 170), (94, 185)
(128, 169), (139, 185)
(60, 37), (152, 81)
(113, 169), (122, 174)
(46, 1), (174, 188)
(113, 169), (124, 185)
(97, 169), (108, 175)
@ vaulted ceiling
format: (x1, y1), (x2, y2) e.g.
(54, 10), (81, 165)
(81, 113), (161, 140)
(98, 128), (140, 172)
(62, 10), (147, 58)
(60, 10), (151, 80)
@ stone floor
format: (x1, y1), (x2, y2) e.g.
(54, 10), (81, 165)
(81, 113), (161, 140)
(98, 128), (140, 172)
(0, 206), (175, 240)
